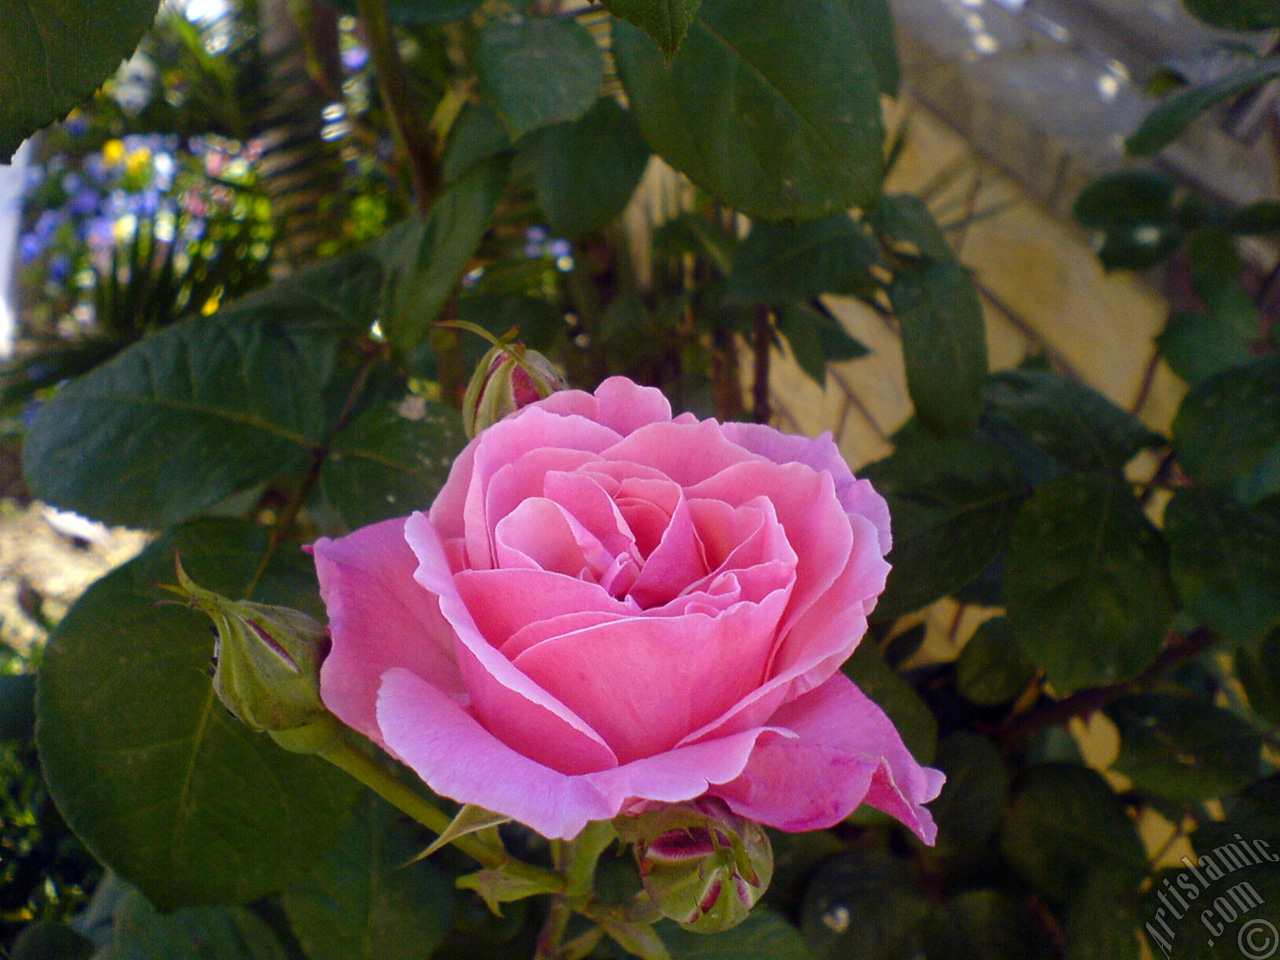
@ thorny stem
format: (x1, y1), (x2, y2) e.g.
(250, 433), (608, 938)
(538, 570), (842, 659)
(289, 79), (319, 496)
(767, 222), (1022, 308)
(535, 821), (617, 959)
(318, 735), (566, 891)
(997, 628), (1220, 745)
(356, 0), (440, 213)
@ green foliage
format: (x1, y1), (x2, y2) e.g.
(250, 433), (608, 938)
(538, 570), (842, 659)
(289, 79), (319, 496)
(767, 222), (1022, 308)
(36, 521), (360, 909)
(600, 0), (704, 60)
(724, 214), (880, 304)
(614, 0), (885, 220)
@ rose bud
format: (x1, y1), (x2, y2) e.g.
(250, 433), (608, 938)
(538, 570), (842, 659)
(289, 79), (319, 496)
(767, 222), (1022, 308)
(462, 341), (566, 438)
(617, 799), (773, 933)
(170, 561), (342, 754)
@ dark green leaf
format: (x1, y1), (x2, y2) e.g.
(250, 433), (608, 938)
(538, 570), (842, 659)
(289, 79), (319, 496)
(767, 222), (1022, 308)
(9, 921), (93, 960)
(0, 0), (160, 161)
(600, 0), (703, 59)
(1181, 0), (1280, 30)
(889, 258), (988, 437)
(799, 851), (929, 960)
(36, 520), (359, 908)
(1128, 57), (1280, 155)
(1063, 869), (1141, 960)
(1072, 172), (1182, 269)
(1224, 200), (1280, 234)
(922, 891), (1042, 960)
(1006, 474), (1175, 692)
(530, 97), (651, 238)
(1000, 764), (1146, 902)
(724, 214), (880, 304)
(1106, 694), (1263, 800)
(614, 0), (884, 220)
(930, 732), (1009, 848)
(773, 302), (869, 387)
(956, 617), (1037, 706)
(651, 213), (737, 276)
(321, 400), (465, 529)
(441, 102), (513, 183)
(1173, 355), (1280, 504)
(663, 908), (813, 959)
(24, 251), (383, 529)
(862, 435), (1024, 618)
(1158, 309), (1256, 386)
(1165, 488), (1280, 646)
(98, 889), (289, 960)
(321, 0), (482, 22)
(842, 642), (937, 765)
(284, 793), (455, 960)
(871, 194), (954, 261)
(845, 0), (899, 95)
(475, 17), (603, 139)
(1237, 630), (1280, 726)
(385, 157), (511, 354)
(0, 673), (36, 741)
(983, 366), (1164, 472)
(457, 293), (563, 353)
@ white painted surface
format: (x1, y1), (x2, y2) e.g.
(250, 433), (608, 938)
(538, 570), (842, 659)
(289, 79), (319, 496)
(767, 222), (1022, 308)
(0, 141), (30, 359)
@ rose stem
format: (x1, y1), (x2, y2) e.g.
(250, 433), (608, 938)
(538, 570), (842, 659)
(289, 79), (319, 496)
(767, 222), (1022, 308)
(318, 737), (565, 890)
(536, 821), (617, 959)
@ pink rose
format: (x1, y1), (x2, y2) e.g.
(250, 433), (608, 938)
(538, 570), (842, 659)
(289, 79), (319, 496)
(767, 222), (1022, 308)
(313, 377), (943, 841)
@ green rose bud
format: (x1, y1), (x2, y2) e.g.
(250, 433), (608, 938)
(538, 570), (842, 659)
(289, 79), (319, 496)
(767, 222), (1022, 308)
(616, 799), (773, 933)
(170, 560), (342, 754)
(462, 341), (566, 438)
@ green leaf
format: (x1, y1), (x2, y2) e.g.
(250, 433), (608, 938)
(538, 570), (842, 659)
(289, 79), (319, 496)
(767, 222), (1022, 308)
(1158, 309), (1256, 386)
(1000, 764), (1146, 902)
(845, 0), (899, 95)
(614, 0), (884, 220)
(475, 16), (603, 140)
(320, 0), (483, 23)
(441, 102), (513, 183)
(600, 0), (703, 59)
(799, 851), (929, 960)
(663, 908), (813, 959)
(321, 399), (465, 529)
(1106, 694), (1263, 801)
(956, 617), (1037, 706)
(1237, 630), (1280, 727)
(983, 366), (1164, 472)
(921, 891), (1041, 960)
(861, 435), (1024, 619)
(384, 158), (511, 355)
(870, 194), (954, 261)
(1062, 869), (1141, 960)
(1181, 0), (1280, 31)
(0, 673), (36, 742)
(1165, 488), (1280, 646)
(283, 793), (456, 960)
(9, 921), (93, 960)
(1173, 355), (1280, 504)
(36, 520), (359, 909)
(774, 302), (869, 387)
(930, 732), (1010, 848)
(0, 0), (160, 161)
(1006, 474), (1175, 693)
(1127, 57), (1280, 155)
(98, 889), (289, 960)
(889, 258), (987, 437)
(842, 642), (937, 765)
(529, 97), (651, 238)
(1224, 199), (1280, 234)
(724, 214), (881, 304)
(23, 252), (383, 529)
(1073, 172), (1182, 270)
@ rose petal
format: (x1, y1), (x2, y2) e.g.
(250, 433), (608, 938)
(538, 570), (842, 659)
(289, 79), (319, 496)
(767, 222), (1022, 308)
(313, 518), (464, 745)
(406, 512), (619, 775)
(513, 585), (790, 763)
(604, 419), (769, 487)
(627, 495), (707, 608)
(711, 673), (943, 842)
(455, 567), (636, 649)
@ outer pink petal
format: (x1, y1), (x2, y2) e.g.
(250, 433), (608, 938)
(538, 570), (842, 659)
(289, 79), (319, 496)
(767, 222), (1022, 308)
(405, 513), (618, 776)
(377, 668), (616, 839)
(719, 423), (891, 553)
(590, 376), (674, 434)
(711, 673), (944, 843)
(313, 518), (464, 745)
(604, 419), (769, 487)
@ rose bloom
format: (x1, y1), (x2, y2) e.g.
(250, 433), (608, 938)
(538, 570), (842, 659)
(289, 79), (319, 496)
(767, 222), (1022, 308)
(313, 377), (943, 841)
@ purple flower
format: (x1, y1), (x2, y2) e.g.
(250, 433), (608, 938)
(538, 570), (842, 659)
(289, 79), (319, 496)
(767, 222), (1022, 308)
(19, 233), (43, 262)
(342, 45), (369, 70)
